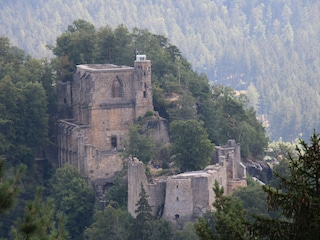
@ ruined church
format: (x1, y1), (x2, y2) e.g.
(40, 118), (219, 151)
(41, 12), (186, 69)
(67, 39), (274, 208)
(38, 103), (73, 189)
(57, 55), (153, 188)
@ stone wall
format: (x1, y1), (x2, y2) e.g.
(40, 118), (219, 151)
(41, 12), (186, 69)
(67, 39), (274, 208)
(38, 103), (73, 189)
(56, 81), (72, 119)
(57, 56), (154, 187)
(146, 179), (166, 216)
(213, 139), (246, 195)
(163, 177), (193, 226)
(127, 158), (149, 217)
(127, 160), (230, 226)
(57, 120), (88, 174)
(127, 140), (247, 227)
(162, 164), (227, 226)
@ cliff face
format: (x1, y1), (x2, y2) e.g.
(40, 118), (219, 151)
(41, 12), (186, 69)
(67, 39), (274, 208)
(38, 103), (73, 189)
(244, 159), (272, 184)
(145, 118), (170, 145)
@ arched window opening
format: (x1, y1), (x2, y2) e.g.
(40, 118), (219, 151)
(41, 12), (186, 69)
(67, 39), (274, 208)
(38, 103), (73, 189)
(112, 77), (123, 98)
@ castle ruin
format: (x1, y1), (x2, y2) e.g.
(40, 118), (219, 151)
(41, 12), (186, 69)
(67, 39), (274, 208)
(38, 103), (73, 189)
(56, 55), (247, 225)
(128, 140), (247, 227)
(57, 55), (153, 189)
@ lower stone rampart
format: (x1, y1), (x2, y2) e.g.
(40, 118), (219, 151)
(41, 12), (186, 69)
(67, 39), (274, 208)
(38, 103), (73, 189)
(127, 140), (247, 227)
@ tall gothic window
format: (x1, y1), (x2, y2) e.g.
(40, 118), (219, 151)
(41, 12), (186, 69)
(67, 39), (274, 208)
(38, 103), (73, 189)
(112, 77), (123, 98)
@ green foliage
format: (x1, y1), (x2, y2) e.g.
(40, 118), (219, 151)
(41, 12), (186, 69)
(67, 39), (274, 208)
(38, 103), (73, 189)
(84, 205), (134, 240)
(148, 219), (174, 240)
(105, 171), (128, 209)
(244, 83), (260, 112)
(50, 20), (267, 158)
(0, 162), (45, 237)
(123, 124), (156, 164)
(195, 181), (249, 240)
(2, 0), (320, 141)
(131, 183), (153, 240)
(233, 177), (271, 219)
(212, 181), (249, 240)
(0, 160), (25, 215)
(49, 164), (95, 239)
(0, 38), (51, 164)
(167, 92), (197, 121)
(12, 188), (68, 240)
(170, 120), (215, 171)
(52, 19), (97, 81)
(194, 217), (214, 240)
(176, 222), (200, 240)
(267, 138), (298, 160)
(199, 85), (268, 158)
(269, 158), (290, 188)
(251, 131), (320, 239)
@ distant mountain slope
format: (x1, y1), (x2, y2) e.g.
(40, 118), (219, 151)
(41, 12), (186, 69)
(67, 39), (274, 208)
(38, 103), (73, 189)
(1, 0), (320, 142)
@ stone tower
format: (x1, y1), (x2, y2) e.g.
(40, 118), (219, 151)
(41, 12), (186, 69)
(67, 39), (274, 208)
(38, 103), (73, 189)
(57, 55), (153, 190)
(133, 55), (153, 117)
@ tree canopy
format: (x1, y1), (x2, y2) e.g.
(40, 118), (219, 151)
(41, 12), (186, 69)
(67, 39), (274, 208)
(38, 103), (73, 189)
(170, 120), (215, 171)
(251, 131), (320, 239)
(2, 0), (320, 141)
(195, 180), (249, 240)
(123, 124), (156, 164)
(84, 205), (133, 240)
(48, 164), (95, 240)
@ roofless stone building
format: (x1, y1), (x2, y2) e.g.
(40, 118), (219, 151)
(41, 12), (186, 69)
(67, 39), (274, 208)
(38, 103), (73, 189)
(57, 55), (153, 189)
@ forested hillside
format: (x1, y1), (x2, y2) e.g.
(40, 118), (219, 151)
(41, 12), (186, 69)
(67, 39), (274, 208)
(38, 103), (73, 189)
(1, 0), (320, 140)
(2, 5), (319, 236)
(0, 22), (269, 237)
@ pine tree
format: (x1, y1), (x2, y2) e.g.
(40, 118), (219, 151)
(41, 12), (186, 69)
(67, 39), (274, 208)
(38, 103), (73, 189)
(251, 131), (320, 240)
(132, 183), (153, 240)
(12, 188), (68, 240)
(0, 159), (25, 215)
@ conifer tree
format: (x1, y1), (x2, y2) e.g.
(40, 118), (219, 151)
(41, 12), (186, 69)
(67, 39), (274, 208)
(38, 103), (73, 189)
(12, 188), (68, 240)
(251, 131), (320, 239)
(132, 183), (153, 240)
(195, 180), (249, 240)
(0, 159), (25, 214)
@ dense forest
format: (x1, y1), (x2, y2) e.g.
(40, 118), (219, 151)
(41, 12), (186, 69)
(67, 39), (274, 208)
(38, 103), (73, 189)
(1, 0), (320, 238)
(0, 19), (268, 238)
(1, 0), (320, 141)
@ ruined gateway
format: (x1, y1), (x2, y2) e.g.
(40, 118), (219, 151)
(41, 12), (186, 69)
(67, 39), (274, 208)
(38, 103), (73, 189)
(57, 55), (246, 224)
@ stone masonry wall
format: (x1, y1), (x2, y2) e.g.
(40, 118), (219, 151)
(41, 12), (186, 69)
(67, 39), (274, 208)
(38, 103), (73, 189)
(58, 57), (154, 185)
(162, 177), (193, 227)
(128, 158), (149, 217)
(127, 140), (246, 227)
